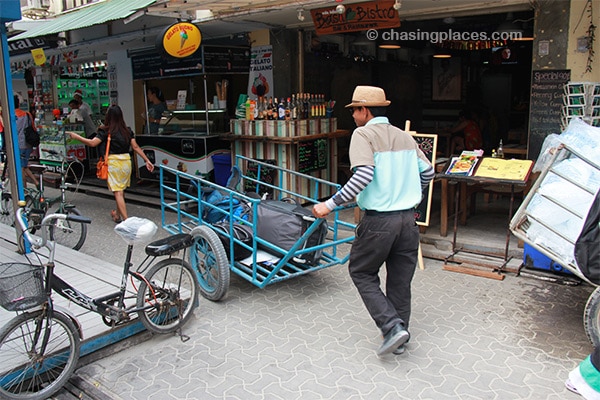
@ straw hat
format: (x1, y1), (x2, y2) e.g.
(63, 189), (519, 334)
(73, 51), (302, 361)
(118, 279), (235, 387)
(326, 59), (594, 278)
(345, 85), (391, 108)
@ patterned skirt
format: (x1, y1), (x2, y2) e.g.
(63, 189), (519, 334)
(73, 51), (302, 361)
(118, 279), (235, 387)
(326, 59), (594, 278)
(107, 154), (131, 192)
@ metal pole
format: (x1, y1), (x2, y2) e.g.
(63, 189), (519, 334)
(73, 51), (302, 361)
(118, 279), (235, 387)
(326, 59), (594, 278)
(0, 22), (26, 244)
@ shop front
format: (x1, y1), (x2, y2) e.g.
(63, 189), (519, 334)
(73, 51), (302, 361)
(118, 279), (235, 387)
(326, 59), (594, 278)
(130, 42), (250, 182)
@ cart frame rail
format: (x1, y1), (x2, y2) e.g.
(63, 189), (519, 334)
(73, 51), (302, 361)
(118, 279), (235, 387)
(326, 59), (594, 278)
(160, 155), (356, 290)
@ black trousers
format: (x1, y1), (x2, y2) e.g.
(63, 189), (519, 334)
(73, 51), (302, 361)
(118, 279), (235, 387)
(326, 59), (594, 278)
(348, 210), (419, 336)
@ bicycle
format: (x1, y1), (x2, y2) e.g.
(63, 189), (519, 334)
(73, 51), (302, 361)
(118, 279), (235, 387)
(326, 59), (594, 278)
(0, 149), (15, 227)
(0, 205), (199, 399)
(23, 148), (88, 250)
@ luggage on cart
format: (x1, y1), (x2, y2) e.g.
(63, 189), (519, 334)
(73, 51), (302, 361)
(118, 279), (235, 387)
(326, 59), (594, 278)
(256, 199), (328, 265)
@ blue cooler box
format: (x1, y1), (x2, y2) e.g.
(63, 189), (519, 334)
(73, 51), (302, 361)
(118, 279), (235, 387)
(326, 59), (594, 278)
(523, 243), (573, 275)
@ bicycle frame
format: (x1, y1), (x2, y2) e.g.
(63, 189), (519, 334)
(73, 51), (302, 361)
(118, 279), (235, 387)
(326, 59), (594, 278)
(16, 207), (164, 325)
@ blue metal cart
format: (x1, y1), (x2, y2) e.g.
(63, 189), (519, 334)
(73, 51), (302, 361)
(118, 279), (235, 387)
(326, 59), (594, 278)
(160, 155), (356, 301)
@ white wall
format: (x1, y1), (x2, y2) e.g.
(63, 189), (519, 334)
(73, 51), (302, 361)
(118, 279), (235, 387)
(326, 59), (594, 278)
(106, 49), (135, 129)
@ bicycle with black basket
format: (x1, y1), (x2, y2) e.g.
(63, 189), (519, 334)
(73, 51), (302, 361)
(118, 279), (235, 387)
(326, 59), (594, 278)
(0, 204), (199, 399)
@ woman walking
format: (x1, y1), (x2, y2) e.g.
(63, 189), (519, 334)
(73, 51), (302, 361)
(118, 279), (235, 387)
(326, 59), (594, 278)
(68, 105), (154, 222)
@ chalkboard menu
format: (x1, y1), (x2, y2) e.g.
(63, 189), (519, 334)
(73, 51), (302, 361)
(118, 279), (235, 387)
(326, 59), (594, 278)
(298, 139), (328, 173)
(528, 70), (571, 159)
(202, 46), (251, 74)
(131, 46), (250, 80)
(411, 133), (437, 226)
(244, 159), (277, 195)
(131, 52), (203, 80)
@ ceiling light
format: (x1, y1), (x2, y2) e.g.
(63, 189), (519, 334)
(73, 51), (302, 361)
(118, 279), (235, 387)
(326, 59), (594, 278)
(379, 41), (401, 49)
(297, 8), (305, 22)
(433, 53), (451, 58)
(335, 4), (345, 14)
(393, 0), (402, 11)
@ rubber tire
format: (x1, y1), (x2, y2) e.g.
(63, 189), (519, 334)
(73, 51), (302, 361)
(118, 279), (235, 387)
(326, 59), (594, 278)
(0, 191), (14, 227)
(49, 207), (87, 251)
(137, 258), (198, 334)
(189, 225), (230, 301)
(584, 286), (600, 347)
(0, 310), (80, 400)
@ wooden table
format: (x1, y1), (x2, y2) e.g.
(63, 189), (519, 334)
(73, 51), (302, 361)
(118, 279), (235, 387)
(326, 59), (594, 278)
(437, 171), (531, 264)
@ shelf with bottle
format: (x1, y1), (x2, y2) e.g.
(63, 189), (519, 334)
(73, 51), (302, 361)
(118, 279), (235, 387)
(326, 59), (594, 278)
(243, 93), (334, 122)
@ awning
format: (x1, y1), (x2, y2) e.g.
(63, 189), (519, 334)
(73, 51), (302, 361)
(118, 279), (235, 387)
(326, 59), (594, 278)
(9, 0), (157, 41)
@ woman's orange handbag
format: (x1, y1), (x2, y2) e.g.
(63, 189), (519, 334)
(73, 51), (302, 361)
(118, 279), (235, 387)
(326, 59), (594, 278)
(96, 134), (111, 180)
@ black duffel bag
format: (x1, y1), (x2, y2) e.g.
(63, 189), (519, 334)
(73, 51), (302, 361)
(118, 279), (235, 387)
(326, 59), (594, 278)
(212, 221), (254, 261)
(256, 199), (328, 265)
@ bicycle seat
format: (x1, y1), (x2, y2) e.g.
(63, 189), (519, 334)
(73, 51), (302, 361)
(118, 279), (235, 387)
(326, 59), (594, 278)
(145, 233), (194, 257)
(114, 217), (158, 245)
(29, 164), (47, 175)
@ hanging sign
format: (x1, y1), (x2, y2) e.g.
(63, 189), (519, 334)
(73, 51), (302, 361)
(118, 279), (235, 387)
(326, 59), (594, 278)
(247, 45), (274, 98)
(31, 48), (46, 66)
(161, 22), (202, 58)
(311, 0), (400, 36)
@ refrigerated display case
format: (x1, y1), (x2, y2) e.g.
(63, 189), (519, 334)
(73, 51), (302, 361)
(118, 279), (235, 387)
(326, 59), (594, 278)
(135, 110), (230, 182)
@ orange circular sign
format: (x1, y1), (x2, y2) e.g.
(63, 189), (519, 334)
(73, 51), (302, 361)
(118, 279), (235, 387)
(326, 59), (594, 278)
(162, 22), (202, 58)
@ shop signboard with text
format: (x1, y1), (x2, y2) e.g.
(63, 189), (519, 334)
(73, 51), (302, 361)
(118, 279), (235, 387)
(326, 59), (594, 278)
(310, 0), (400, 35)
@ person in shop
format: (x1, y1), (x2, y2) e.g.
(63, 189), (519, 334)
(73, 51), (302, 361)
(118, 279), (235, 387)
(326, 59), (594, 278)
(67, 104), (154, 223)
(68, 99), (97, 139)
(14, 95), (39, 188)
(312, 86), (435, 356)
(446, 108), (483, 155)
(142, 86), (167, 135)
(73, 89), (93, 117)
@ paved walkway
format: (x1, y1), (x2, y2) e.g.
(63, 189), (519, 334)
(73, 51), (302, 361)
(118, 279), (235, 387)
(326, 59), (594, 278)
(1, 184), (595, 399)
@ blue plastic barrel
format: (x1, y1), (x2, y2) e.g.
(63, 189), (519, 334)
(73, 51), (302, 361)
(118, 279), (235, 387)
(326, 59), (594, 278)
(212, 153), (232, 187)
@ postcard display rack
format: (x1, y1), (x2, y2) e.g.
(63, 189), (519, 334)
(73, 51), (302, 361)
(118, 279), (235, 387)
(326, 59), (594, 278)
(439, 152), (534, 278)
(39, 123), (89, 174)
(562, 82), (600, 130)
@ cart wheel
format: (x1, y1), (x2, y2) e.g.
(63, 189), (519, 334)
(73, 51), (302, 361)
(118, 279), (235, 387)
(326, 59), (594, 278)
(189, 225), (230, 301)
(584, 286), (600, 347)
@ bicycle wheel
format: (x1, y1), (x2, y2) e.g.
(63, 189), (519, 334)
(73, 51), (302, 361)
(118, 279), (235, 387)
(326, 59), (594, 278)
(0, 191), (15, 227)
(189, 225), (230, 301)
(0, 310), (80, 400)
(49, 207), (87, 251)
(137, 258), (198, 334)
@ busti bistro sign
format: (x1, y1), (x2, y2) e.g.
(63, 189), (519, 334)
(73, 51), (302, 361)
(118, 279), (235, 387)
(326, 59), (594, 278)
(160, 22), (202, 58)
(311, 0), (400, 35)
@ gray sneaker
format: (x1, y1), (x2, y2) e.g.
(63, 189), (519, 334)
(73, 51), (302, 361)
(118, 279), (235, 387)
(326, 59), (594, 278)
(393, 345), (405, 355)
(376, 324), (410, 356)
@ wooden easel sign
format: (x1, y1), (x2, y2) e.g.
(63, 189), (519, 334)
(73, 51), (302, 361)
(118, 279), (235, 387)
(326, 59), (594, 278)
(405, 121), (437, 227)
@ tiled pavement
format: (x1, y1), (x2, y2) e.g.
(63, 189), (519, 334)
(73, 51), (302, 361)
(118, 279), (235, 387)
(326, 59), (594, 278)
(2, 184), (595, 399)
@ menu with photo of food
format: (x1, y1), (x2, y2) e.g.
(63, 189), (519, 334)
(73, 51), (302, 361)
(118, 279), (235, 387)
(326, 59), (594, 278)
(445, 153), (479, 176)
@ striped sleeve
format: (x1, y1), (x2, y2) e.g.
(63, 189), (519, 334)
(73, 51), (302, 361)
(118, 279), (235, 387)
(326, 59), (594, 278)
(325, 165), (374, 210)
(419, 161), (435, 190)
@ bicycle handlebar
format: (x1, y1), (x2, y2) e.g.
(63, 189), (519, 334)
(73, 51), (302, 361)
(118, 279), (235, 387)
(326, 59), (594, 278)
(16, 207), (91, 250)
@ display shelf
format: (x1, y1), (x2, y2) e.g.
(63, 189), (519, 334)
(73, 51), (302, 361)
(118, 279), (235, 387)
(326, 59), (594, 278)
(56, 77), (109, 116)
